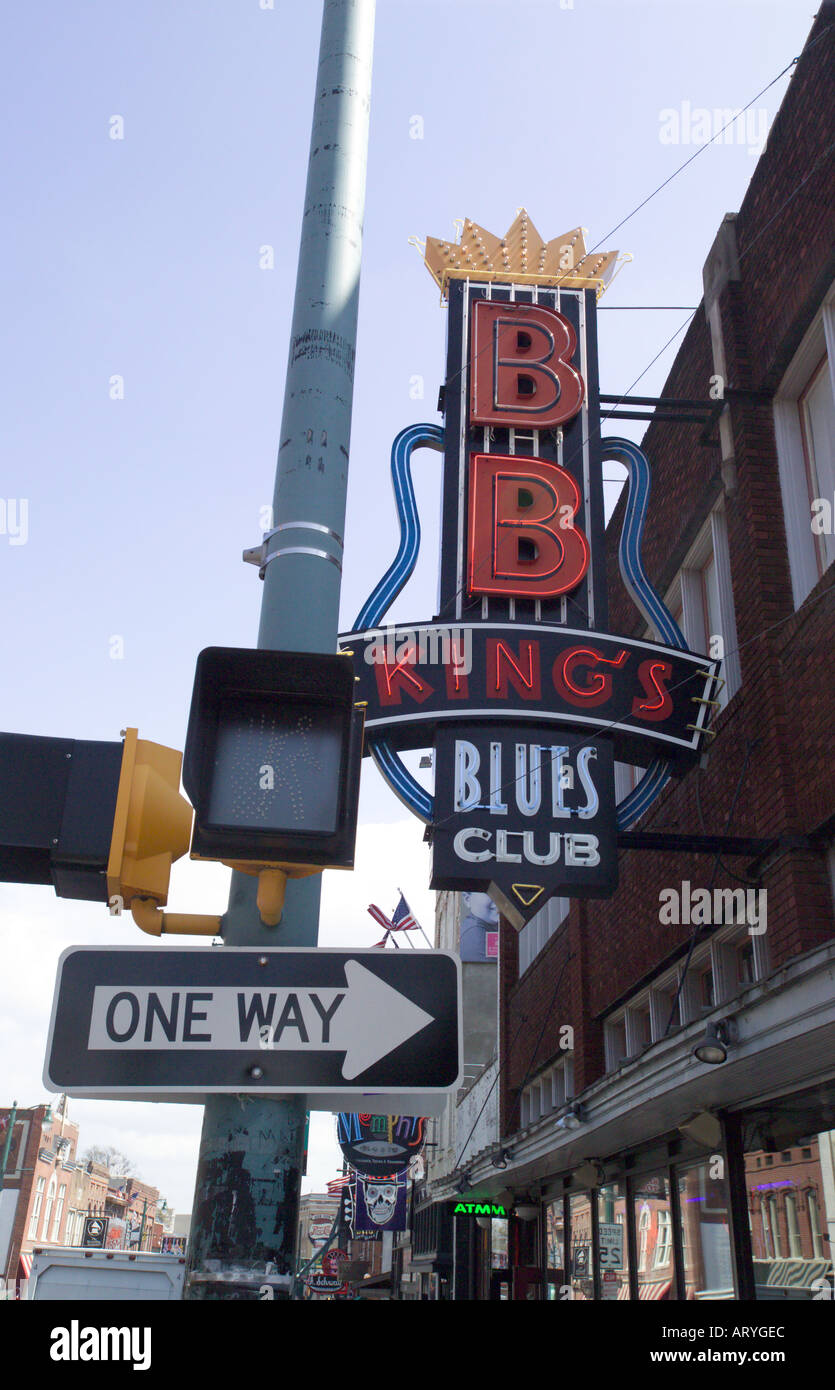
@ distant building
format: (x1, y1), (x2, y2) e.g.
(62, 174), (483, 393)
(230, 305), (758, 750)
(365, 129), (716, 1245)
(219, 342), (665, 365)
(0, 1097), (168, 1293)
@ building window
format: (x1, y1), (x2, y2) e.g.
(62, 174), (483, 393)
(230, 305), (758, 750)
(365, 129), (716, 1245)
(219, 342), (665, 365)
(807, 1191), (824, 1258)
(632, 1172), (674, 1297)
(665, 507), (741, 707)
(29, 1178), (45, 1239)
(768, 1196), (781, 1257)
(518, 896), (569, 976)
(42, 1174), (57, 1241)
(520, 1056), (574, 1127)
(52, 1184), (66, 1243)
(773, 289), (835, 608)
(784, 1193), (802, 1258)
(654, 1209), (673, 1270)
(604, 1017), (627, 1071)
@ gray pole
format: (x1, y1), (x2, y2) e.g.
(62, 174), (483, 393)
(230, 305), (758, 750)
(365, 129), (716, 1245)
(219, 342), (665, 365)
(185, 0), (375, 1300)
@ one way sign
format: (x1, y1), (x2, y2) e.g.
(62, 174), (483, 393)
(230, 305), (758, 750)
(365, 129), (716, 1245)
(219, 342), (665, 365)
(44, 947), (461, 1114)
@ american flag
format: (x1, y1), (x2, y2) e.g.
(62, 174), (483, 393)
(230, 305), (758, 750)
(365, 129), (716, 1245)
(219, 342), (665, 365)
(391, 895), (418, 933)
(367, 895), (419, 945)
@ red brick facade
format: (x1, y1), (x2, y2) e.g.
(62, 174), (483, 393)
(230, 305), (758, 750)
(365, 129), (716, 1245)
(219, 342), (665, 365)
(500, 6), (835, 1132)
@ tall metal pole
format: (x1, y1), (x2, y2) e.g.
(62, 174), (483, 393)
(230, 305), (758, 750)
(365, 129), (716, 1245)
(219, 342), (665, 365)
(185, 0), (375, 1300)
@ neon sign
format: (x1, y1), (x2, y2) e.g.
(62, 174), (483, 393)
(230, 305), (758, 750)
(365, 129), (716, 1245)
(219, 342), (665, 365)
(340, 212), (720, 926)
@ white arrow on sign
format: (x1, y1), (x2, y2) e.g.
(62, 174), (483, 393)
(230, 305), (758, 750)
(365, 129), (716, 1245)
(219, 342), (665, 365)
(336, 960), (434, 1079)
(87, 959), (435, 1080)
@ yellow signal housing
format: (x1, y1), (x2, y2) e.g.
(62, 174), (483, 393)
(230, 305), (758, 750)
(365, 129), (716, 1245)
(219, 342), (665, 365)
(107, 729), (193, 907)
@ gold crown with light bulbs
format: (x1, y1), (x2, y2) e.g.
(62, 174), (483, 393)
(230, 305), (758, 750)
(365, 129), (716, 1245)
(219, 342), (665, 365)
(419, 208), (628, 299)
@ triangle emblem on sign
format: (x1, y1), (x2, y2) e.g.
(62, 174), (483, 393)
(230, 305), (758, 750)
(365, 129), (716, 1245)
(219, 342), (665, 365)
(511, 884), (545, 907)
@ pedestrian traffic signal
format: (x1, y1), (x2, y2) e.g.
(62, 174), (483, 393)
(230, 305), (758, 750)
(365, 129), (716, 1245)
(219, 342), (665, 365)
(182, 647), (364, 869)
(0, 728), (192, 907)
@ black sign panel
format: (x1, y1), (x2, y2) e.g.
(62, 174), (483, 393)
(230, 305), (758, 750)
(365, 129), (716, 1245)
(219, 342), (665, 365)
(431, 723), (617, 926)
(81, 1216), (109, 1249)
(340, 623), (717, 769)
(44, 947), (461, 1107)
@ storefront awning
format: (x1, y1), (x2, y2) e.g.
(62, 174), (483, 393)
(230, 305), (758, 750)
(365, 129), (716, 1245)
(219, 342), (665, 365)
(618, 1279), (671, 1300)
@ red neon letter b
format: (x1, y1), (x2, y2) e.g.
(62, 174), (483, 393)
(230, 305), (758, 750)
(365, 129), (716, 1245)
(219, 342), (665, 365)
(469, 300), (584, 428)
(467, 453), (590, 599)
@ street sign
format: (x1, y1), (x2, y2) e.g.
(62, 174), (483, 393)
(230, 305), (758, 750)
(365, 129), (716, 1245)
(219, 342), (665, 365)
(598, 1222), (624, 1271)
(306, 1272), (347, 1295)
(44, 946), (461, 1113)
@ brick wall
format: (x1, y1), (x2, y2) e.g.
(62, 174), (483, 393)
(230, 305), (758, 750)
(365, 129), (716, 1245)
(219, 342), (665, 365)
(501, 8), (835, 1134)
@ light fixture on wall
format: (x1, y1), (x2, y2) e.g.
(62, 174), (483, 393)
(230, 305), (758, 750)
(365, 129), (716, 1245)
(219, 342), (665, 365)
(514, 1200), (539, 1221)
(556, 1101), (585, 1131)
(692, 1018), (738, 1066)
(491, 1147), (512, 1169)
(454, 1172), (472, 1194)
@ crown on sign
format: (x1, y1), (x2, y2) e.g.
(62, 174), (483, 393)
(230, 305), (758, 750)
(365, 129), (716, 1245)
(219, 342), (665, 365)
(419, 209), (627, 300)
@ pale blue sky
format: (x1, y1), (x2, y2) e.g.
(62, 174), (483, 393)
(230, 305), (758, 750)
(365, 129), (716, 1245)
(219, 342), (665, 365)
(0, 0), (816, 1209)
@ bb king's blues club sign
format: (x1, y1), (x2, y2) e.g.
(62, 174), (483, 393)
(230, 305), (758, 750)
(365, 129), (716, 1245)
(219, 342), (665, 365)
(340, 212), (720, 927)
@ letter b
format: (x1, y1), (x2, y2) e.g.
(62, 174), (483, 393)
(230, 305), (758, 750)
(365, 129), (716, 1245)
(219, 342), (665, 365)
(468, 453), (589, 598)
(469, 301), (585, 428)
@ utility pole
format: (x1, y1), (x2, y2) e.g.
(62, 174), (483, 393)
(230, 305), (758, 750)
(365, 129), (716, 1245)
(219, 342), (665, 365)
(185, 0), (375, 1299)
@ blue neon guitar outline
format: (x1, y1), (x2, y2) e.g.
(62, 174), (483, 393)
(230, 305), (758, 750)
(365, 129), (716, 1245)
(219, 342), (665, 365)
(352, 425), (686, 830)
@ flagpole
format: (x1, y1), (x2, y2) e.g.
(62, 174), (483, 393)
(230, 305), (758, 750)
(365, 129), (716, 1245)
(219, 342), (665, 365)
(397, 888), (434, 949)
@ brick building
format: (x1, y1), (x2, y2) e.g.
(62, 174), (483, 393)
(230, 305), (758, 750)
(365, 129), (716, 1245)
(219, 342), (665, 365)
(420, 4), (835, 1300)
(0, 1097), (165, 1293)
(0, 1099), (80, 1290)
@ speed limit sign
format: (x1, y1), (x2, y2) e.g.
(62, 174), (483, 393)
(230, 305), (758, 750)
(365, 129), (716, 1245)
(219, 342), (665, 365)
(598, 1223), (624, 1271)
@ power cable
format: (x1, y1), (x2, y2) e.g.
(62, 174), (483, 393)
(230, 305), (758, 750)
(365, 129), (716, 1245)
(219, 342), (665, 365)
(425, 27), (834, 615)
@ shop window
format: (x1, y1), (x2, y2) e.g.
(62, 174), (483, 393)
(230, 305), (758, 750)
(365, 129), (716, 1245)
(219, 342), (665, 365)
(598, 1184), (630, 1301)
(569, 1192), (594, 1300)
(545, 1200), (566, 1293)
(676, 1158), (734, 1299)
(773, 290), (835, 608)
(745, 1125), (835, 1296)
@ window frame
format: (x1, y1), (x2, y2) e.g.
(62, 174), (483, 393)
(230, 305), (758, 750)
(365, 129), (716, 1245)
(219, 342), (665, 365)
(773, 287), (835, 608)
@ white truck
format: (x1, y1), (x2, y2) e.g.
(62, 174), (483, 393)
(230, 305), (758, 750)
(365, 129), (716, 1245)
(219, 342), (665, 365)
(28, 1247), (186, 1300)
